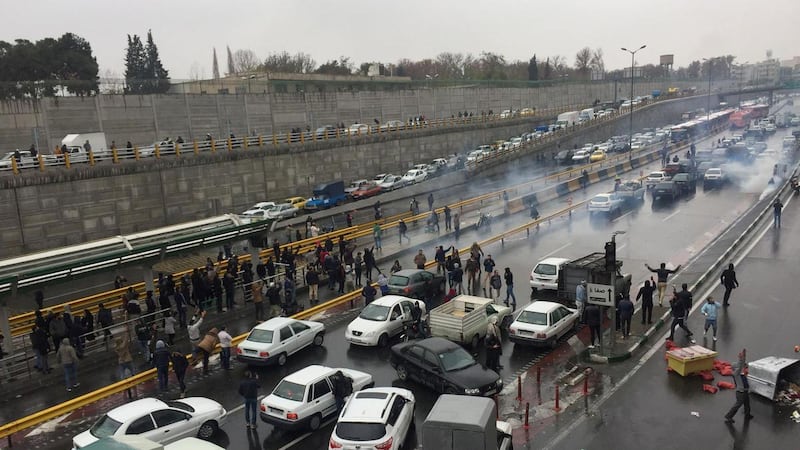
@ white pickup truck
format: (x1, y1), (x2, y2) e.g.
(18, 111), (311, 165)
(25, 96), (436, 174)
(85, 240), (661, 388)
(428, 295), (512, 349)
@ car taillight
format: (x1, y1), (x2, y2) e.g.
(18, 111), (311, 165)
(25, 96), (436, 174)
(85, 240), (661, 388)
(329, 438), (343, 449)
(286, 412), (298, 420)
(536, 333), (547, 339)
(260, 404), (266, 412)
(259, 351), (269, 357)
(375, 437), (393, 450)
(403, 287), (411, 294)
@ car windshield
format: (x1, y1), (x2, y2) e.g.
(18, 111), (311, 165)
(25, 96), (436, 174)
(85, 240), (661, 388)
(89, 414), (123, 439)
(439, 346), (476, 371)
(517, 311), (548, 326)
(533, 264), (556, 276)
(247, 329), (274, 343)
(649, 172), (663, 178)
(388, 275), (410, 286)
(707, 169), (721, 174)
(273, 380), (306, 402)
(592, 195), (610, 203)
(359, 304), (390, 321)
(335, 422), (387, 441)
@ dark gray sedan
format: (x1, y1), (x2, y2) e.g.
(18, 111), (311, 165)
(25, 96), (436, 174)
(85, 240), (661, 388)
(386, 269), (446, 301)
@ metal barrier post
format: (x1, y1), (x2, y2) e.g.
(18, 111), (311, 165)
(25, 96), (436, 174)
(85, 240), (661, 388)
(134, 146), (140, 160)
(37, 155), (44, 172)
(154, 144), (160, 159)
(112, 148), (119, 164)
(243, 137), (248, 150)
(210, 139), (216, 153)
(300, 132), (305, 144)
(11, 157), (18, 174)
(88, 151), (95, 166)
(226, 137), (232, 152)
(193, 141), (199, 155)
(64, 153), (71, 169)
(272, 134), (277, 146)
(258, 135), (263, 147)
(175, 143), (181, 158)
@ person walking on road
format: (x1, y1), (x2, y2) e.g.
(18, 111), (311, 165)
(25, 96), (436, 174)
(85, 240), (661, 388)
(414, 249), (427, 270)
(488, 270), (502, 301)
(482, 255), (496, 294)
(585, 303), (602, 349)
(701, 296), (722, 341)
(330, 370), (354, 412)
(618, 295), (634, 339)
(725, 350), (754, 424)
(485, 317), (502, 372)
(636, 279), (655, 324)
(465, 257), (479, 294)
(361, 283), (377, 307)
(668, 283), (695, 343)
(427, 193), (434, 211)
(240, 370), (261, 429)
(218, 326), (233, 370)
(114, 333), (135, 380)
(153, 340), (171, 391)
(504, 268), (517, 310)
(306, 267), (320, 305)
(398, 219), (410, 244)
(163, 311), (177, 345)
(372, 223), (383, 250)
(645, 262), (681, 306)
(773, 197), (783, 228)
(453, 213), (461, 240)
(451, 263), (464, 295)
(56, 338), (79, 392)
(364, 248), (376, 282)
(575, 280), (587, 323)
(444, 205), (452, 231)
(171, 350), (189, 397)
(720, 263), (739, 307)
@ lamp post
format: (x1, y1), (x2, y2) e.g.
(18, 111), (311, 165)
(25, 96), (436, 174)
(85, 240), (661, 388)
(425, 73), (438, 89)
(702, 58), (713, 128)
(621, 45), (646, 161)
(736, 62), (748, 107)
(608, 230), (626, 352)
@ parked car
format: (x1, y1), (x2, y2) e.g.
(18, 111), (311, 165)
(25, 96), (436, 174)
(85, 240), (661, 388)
(285, 196), (307, 210)
(315, 125), (337, 139)
(529, 257), (571, 292)
(390, 337), (502, 396)
(347, 123), (369, 136)
(372, 173), (389, 184)
(378, 174), (407, 192)
(379, 120), (406, 132)
(671, 172), (697, 195)
(345, 179), (370, 196)
(0, 150), (45, 169)
(508, 301), (580, 348)
(266, 203), (300, 220)
(402, 169), (428, 184)
(466, 150), (486, 163)
(328, 388), (416, 450)
(589, 149), (607, 162)
(242, 202), (276, 215)
(351, 182), (383, 200)
(425, 163), (442, 177)
(345, 295), (426, 347)
(72, 397), (227, 448)
(259, 365), (374, 431)
(386, 269), (446, 301)
(235, 317), (325, 366)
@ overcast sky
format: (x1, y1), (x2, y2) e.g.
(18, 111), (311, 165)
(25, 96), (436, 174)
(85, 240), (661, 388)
(5, 0), (798, 79)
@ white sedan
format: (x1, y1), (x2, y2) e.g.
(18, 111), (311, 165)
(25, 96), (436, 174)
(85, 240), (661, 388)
(378, 174), (407, 192)
(242, 202), (276, 215)
(508, 301), (579, 348)
(265, 203), (299, 220)
(72, 397), (227, 449)
(260, 365), (374, 431)
(236, 317), (325, 366)
(345, 295), (426, 347)
(571, 150), (591, 163)
(329, 387), (416, 450)
(402, 169), (428, 184)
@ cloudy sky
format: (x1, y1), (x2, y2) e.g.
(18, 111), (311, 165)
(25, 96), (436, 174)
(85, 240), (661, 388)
(5, 0), (798, 79)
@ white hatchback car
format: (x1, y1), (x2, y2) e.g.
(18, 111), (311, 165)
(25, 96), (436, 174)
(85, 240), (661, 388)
(72, 397), (227, 449)
(242, 201), (276, 215)
(328, 388), (416, 450)
(345, 295), (426, 347)
(235, 317), (325, 366)
(508, 301), (579, 348)
(529, 257), (571, 292)
(402, 169), (427, 184)
(260, 365), (374, 431)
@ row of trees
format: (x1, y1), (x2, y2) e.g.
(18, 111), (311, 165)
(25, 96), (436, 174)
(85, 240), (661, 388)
(0, 33), (99, 99)
(123, 30), (170, 94)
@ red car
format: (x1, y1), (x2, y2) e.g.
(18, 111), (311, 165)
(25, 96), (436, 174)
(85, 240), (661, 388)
(351, 182), (382, 200)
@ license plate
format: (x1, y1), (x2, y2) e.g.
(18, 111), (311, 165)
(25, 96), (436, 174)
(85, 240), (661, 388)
(245, 349), (256, 354)
(268, 407), (283, 415)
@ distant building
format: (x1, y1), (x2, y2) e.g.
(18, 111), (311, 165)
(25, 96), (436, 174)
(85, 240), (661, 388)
(730, 59), (781, 86)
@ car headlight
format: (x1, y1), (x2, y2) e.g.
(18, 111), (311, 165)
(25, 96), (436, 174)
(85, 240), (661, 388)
(496, 379), (503, 387)
(464, 388), (481, 395)
(364, 331), (376, 337)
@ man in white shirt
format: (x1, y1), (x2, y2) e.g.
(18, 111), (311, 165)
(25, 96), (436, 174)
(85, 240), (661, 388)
(218, 326), (233, 370)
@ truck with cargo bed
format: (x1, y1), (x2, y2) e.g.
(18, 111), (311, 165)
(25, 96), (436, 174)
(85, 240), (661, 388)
(304, 180), (346, 210)
(423, 395), (513, 450)
(61, 133), (109, 163)
(556, 252), (632, 305)
(428, 295), (512, 348)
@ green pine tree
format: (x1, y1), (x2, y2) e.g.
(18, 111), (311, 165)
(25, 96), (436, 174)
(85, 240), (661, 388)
(144, 30), (170, 93)
(124, 34), (146, 94)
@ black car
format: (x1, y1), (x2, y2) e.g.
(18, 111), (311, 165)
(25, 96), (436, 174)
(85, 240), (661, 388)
(554, 149), (574, 165)
(390, 337), (502, 396)
(671, 172), (697, 195)
(652, 180), (679, 201)
(386, 269), (446, 300)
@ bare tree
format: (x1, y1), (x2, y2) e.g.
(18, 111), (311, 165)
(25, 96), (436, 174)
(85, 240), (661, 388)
(549, 55), (567, 74)
(575, 47), (592, 78)
(233, 49), (260, 74)
(435, 52), (465, 79)
(189, 62), (205, 81)
(590, 48), (605, 74)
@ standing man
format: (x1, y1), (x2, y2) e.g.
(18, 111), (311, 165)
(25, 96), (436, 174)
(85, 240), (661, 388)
(306, 267), (320, 305)
(453, 213), (461, 240)
(720, 263), (739, 307)
(724, 350), (754, 424)
(701, 296), (722, 341)
(618, 295), (634, 339)
(361, 283), (377, 307)
(414, 249), (427, 270)
(251, 280), (264, 321)
(197, 327), (219, 375)
(503, 268), (517, 310)
(488, 270), (502, 301)
(218, 326), (233, 370)
(645, 262), (681, 306)
(773, 197), (783, 228)
(451, 263), (464, 295)
(668, 283), (695, 343)
(636, 279), (655, 325)
(585, 303), (602, 349)
(482, 254), (496, 294)
(153, 340), (171, 391)
(354, 252), (363, 286)
(239, 371), (261, 429)
(372, 223), (382, 250)
(171, 350), (189, 398)
(575, 280), (587, 323)
(56, 338), (79, 392)
(444, 205), (452, 231)
(398, 219), (410, 244)
(427, 193), (434, 211)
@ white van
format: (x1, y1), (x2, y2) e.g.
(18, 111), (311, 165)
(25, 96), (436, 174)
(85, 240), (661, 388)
(530, 257), (571, 292)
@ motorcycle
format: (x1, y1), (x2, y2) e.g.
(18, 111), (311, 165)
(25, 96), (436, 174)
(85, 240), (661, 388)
(476, 211), (492, 231)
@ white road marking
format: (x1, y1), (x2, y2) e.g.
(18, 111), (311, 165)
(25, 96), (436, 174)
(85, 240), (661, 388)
(662, 209), (681, 222)
(612, 211), (633, 222)
(278, 418), (337, 450)
(542, 242), (572, 258)
(616, 243), (627, 252)
(25, 413), (69, 437)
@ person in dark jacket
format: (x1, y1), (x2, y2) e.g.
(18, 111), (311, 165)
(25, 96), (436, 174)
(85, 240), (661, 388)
(306, 267), (320, 304)
(618, 295), (634, 339)
(223, 270), (236, 312)
(153, 340), (171, 391)
(170, 350), (189, 397)
(361, 284), (377, 307)
(239, 370), (261, 429)
(636, 280), (655, 324)
(668, 283), (695, 343)
(30, 325), (51, 373)
(48, 312), (68, 352)
(34, 290), (44, 309)
(451, 263), (464, 294)
(720, 263), (739, 306)
(145, 291), (157, 315)
(724, 350), (754, 424)
(363, 247), (377, 282)
(330, 370), (353, 411)
(585, 303), (602, 349)
(97, 303), (113, 341)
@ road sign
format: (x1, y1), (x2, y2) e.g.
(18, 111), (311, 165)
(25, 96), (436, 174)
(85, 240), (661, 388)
(587, 283), (614, 306)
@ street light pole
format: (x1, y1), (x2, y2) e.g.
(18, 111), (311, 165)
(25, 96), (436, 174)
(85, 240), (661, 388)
(621, 45), (646, 161)
(703, 58), (712, 127)
(609, 230), (626, 352)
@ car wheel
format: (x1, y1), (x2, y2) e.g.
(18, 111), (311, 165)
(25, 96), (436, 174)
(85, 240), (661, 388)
(313, 333), (324, 346)
(277, 353), (288, 366)
(378, 333), (389, 348)
(197, 420), (218, 439)
(445, 386), (459, 395)
(396, 364), (409, 381)
(470, 334), (481, 349)
(309, 413), (322, 431)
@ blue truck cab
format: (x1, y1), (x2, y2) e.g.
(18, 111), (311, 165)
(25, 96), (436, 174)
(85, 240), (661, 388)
(304, 180), (346, 210)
